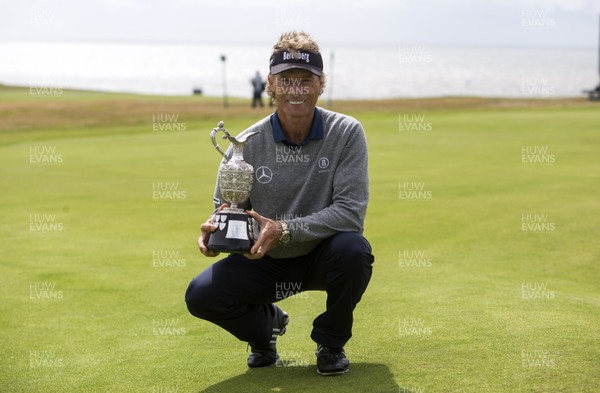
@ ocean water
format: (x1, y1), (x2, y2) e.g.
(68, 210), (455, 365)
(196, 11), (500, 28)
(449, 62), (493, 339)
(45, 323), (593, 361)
(0, 41), (597, 99)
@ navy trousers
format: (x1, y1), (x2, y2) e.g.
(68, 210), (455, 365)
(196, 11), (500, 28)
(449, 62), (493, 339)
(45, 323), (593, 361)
(185, 232), (374, 348)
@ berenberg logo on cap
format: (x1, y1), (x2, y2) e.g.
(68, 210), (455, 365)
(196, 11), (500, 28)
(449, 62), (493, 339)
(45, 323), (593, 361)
(283, 51), (310, 63)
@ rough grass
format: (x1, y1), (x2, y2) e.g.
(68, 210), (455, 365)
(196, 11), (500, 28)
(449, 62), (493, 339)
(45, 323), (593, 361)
(0, 86), (598, 392)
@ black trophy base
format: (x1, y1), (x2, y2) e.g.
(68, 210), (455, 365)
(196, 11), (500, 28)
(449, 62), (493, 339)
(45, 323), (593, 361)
(207, 210), (255, 254)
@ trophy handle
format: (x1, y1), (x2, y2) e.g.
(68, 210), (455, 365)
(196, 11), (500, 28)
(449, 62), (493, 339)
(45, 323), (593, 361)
(210, 121), (231, 161)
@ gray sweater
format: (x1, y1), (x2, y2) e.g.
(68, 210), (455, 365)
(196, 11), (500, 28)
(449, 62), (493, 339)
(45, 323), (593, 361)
(213, 107), (369, 258)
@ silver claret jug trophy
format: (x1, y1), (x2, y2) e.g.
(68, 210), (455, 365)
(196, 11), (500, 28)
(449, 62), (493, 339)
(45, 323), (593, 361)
(207, 121), (259, 253)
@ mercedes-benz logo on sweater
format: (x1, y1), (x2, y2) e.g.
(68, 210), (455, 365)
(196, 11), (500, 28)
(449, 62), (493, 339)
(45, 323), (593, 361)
(256, 166), (273, 184)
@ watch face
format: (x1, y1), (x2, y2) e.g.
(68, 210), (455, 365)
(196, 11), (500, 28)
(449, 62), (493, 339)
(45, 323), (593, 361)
(281, 234), (291, 243)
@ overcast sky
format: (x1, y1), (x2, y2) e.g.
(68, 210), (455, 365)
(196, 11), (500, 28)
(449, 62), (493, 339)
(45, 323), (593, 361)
(1, 0), (599, 48)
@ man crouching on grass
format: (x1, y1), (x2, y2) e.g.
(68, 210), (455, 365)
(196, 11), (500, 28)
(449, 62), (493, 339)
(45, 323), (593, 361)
(185, 31), (374, 376)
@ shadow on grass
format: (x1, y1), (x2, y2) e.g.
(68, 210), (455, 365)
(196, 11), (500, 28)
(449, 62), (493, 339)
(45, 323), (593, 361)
(198, 362), (399, 393)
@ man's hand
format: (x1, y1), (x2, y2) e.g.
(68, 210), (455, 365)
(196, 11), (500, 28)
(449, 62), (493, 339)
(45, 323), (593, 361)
(197, 203), (228, 257)
(244, 210), (282, 260)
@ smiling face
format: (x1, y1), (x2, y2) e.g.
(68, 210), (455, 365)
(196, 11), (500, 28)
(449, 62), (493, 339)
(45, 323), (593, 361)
(270, 69), (323, 119)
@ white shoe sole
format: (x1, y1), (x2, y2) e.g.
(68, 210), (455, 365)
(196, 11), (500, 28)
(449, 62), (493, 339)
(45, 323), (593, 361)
(317, 368), (349, 376)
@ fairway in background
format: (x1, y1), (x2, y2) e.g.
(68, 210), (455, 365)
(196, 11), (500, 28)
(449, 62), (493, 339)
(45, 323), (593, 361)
(1, 89), (599, 392)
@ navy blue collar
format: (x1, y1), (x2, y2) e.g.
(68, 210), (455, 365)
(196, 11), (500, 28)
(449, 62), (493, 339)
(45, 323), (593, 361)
(271, 108), (323, 146)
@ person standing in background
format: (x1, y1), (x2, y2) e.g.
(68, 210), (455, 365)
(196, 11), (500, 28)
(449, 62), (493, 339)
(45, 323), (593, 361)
(251, 70), (265, 107)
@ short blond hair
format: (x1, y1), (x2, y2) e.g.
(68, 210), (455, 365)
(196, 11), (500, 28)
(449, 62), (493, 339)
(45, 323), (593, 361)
(266, 31), (327, 98)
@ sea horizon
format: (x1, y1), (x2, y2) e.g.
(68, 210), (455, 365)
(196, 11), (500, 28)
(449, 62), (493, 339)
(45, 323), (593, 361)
(1, 41), (597, 99)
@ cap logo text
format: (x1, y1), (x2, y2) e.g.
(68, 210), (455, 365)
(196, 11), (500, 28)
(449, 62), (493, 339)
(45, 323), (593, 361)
(283, 51), (310, 63)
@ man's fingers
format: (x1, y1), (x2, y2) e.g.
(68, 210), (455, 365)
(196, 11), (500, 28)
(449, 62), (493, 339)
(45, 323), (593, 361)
(198, 237), (220, 257)
(198, 219), (220, 257)
(246, 211), (265, 254)
(196, 208), (228, 258)
(244, 245), (265, 259)
(246, 210), (264, 225)
(249, 229), (265, 255)
(200, 222), (218, 242)
(243, 210), (281, 259)
(202, 221), (218, 231)
(245, 221), (268, 258)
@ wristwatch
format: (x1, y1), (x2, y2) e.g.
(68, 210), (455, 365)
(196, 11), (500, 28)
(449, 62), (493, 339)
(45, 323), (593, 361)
(278, 220), (291, 244)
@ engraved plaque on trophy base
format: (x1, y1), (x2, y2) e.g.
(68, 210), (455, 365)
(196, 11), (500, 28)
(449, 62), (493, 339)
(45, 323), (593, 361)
(207, 209), (255, 253)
